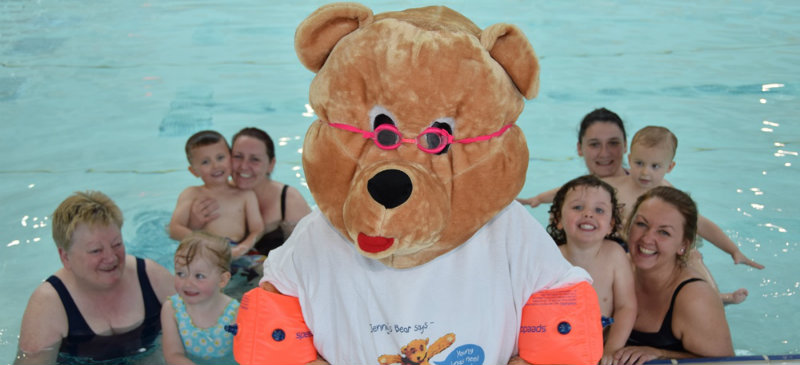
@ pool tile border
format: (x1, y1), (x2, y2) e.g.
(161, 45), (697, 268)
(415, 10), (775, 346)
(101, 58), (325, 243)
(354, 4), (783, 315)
(645, 354), (800, 364)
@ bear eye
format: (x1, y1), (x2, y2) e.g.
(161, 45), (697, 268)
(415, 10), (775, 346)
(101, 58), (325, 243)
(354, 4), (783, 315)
(373, 114), (401, 147)
(373, 113), (395, 128)
(429, 121), (453, 154)
(370, 105), (397, 130)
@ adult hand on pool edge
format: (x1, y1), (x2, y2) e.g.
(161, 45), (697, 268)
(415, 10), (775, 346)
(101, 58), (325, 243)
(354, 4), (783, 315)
(613, 345), (664, 365)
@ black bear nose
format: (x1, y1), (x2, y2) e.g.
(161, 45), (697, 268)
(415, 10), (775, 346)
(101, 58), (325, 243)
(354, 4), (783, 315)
(367, 169), (412, 209)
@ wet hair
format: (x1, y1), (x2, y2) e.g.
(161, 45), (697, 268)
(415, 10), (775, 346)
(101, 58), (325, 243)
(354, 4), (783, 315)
(547, 175), (622, 245)
(630, 126), (678, 159)
(233, 127), (276, 161)
(52, 191), (123, 251)
(185, 130), (228, 163)
(174, 231), (232, 274)
(577, 108), (627, 145)
(625, 186), (698, 264)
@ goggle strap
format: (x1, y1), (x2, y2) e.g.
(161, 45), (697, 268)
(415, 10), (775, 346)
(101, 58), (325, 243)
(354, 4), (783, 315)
(455, 124), (513, 144)
(328, 122), (374, 138)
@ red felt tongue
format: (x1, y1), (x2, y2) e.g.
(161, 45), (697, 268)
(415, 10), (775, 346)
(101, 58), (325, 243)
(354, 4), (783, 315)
(357, 233), (394, 253)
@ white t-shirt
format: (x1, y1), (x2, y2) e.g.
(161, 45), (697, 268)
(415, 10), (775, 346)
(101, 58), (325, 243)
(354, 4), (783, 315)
(261, 201), (590, 365)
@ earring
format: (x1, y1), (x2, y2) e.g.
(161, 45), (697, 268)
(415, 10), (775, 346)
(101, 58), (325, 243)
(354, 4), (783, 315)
(679, 248), (685, 255)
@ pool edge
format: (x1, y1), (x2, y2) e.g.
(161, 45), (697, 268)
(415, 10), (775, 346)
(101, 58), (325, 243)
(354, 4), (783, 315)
(645, 354), (800, 364)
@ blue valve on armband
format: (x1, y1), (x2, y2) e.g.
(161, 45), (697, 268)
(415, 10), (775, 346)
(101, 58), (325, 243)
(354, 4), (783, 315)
(225, 324), (238, 335)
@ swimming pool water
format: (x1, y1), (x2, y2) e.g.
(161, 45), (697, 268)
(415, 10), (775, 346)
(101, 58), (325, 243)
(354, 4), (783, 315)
(1, 0), (798, 363)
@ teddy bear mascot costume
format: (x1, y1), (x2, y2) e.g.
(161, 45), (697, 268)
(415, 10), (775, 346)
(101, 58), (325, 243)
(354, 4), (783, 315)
(230, 3), (603, 365)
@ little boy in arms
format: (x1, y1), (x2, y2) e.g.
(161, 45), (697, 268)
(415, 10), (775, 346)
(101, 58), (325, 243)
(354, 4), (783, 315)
(169, 130), (263, 258)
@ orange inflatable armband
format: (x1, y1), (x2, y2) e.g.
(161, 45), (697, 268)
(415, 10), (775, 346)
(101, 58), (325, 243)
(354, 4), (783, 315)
(518, 281), (603, 365)
(230, 288), (317, 365)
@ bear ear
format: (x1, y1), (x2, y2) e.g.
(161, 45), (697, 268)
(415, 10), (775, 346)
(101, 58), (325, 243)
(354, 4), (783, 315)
(480, 23), (540, 99)
(295, 2), (374, 73)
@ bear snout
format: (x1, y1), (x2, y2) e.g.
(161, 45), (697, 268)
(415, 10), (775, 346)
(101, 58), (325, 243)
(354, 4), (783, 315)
(367, 169), (413, 209)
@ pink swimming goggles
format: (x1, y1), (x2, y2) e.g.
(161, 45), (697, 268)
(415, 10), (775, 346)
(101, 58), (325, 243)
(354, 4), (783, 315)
(327, 122), (513, 154)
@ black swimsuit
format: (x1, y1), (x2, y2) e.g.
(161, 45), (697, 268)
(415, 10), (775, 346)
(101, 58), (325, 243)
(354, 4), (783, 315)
(47, 257), (162, 362)
(252, 184), (288, 256)
(626, 278), (704, 351)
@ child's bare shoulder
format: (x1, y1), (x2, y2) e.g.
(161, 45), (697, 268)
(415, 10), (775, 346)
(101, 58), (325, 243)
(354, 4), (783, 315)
(217, 186), (258, 207)
(178, 185), (205, 199)
(600, 239), (629, 260)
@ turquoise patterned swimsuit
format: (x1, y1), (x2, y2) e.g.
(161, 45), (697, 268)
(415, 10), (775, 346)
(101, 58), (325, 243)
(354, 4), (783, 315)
(170, 294), (239, 363)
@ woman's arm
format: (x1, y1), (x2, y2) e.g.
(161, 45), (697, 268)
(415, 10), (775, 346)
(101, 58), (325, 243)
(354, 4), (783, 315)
(697, 214), (764, 269)
(284, 186), (312, 225)
(613, 278), (733, 365)
(144, 257), (176, 303)
(160, 299), (196, 365)
(14, 283), (65, 365)
(613, 345), (697, 365)
(673, 280), (734, 358)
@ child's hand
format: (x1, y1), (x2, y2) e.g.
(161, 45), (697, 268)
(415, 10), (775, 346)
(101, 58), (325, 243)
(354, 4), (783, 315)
(260, 281), (279, 292)
(600, 353), (616, 365)
(305, 356), (329, 365)
(613, 346), (663, 365)
(230, 243), (250, 259)
(506, 355), (531, 365)
(732, 251), (765, 269)
(516, 196), (541, 208)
